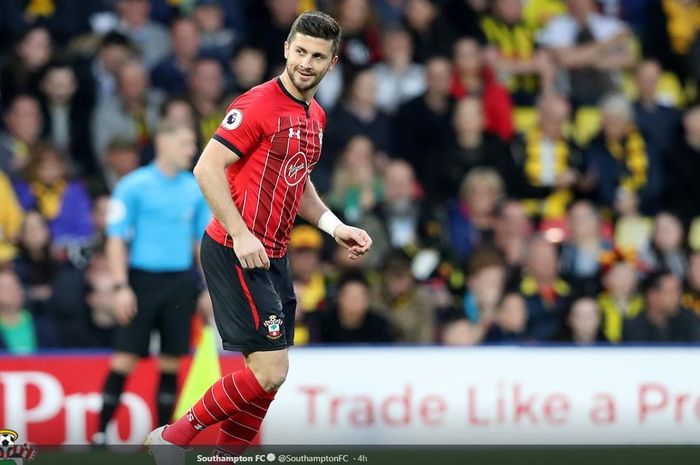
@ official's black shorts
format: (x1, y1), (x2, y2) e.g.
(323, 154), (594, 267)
(112, 269), (198, 357)
(201, 232), (296, 353)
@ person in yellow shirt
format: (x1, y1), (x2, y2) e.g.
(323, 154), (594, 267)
(0, 171), (24, 265)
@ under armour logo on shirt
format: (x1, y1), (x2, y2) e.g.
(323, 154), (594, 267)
(289, 127), (301, 140)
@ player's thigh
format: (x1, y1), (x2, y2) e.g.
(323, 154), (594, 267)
(159, 272), (198, 357)
(270, 256), (297, 347)
(112, 270), (162, 357)
(201, 233), (288, 352)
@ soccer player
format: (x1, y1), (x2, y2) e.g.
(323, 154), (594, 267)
(145, 10), (372, 463)
(93, 121), (210, 445)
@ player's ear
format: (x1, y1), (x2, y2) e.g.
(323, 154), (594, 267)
(330, 55), (339, 70)
(284, 41), (289, 59)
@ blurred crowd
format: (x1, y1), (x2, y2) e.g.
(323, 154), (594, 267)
(2, 0), (700, 353)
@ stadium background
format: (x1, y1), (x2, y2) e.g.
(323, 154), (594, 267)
(2, 0), (700, 457)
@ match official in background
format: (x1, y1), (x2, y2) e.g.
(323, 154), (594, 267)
(92, 120), (211, 445)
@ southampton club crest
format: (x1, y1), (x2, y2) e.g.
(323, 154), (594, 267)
(0, 429), (38, 463)
(263, 315), (283, 340)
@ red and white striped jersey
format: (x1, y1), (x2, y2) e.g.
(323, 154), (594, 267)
(206, 78), (326, 258)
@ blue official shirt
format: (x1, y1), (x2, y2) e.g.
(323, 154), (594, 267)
(106, 164), (211, 272)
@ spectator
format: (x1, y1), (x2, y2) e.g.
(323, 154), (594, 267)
(160, 96), (197, 130)
(12, 211), (57, 314)
(598, 261), (644, 343)
(227, 45), (267, 96)
(84, 252), (119, 347)
(321, 271), (393, 344)
(484, 292), (528, 343)
(0, 94), (44, 176)
(292, 281), (324, 345)
(289, 225), (327, 314)
(442, 0), (487, 40)
(13, 143), (94, 250)
(325, 68), (394, 163)
(76, 31), (132, 103)
(433, 97), (516, 202)
(114, 0), (171, 68)
(0, 269), (58, 354)
(641, 212), (688, 277)
(481, 0), (556, 105)
(559, 201), (610, 294)
(334, 0), (382, 71)
(461, 247), (507, 326)
(451, 37), (514, 141)
(559, 296), (607, 344)
(440, 313), (482, 345)
(360, 159), (444, 268)
(373, 28), (426, 114)
(538, 0), (634, 106)
(0, 171), (23, 264)
(101, 138), (140, 191)
(91, 194), (111, 253)
(633, 60), (682, 158)
(643, 0), (700, 83)
(92, 59), (165, 159)
(394, 56), (454, 178)
(515, 93), (582, 220)
(38, 60), (96, 177)
(613, 188), (652, 256)
(583, 94), (658, 213)
(623, 271), (700, 342)
(403, 0), (457, 62)
(0, 25), (53, 104)
(447, 168), (504, 261)
(250, 0), (299, 74)
(193, 0), (237, 65)
(187, 58), (226, 142)
(494, 200), (533, 277)
(151, 17), (201, 97)
(328, 136), (382, 223)
(682, 252), (700, 316)
(372, 249), (435, 344)
(518, 235), (571, 341)
(667, 106), (700, 225)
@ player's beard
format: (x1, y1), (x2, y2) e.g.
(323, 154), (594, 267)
(287, 64), (326, 93)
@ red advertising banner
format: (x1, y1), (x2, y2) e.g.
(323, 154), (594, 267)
(0, 353), (244, 446)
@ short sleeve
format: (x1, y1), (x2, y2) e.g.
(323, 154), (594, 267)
(106, 179), (138, 240)
(211, 92), (264, 157)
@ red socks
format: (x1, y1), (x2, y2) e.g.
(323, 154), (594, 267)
(163, 367), (275, 447)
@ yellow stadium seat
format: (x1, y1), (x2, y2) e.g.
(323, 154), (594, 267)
(514, 106), (538, 135)
(573, 106), (602, 146)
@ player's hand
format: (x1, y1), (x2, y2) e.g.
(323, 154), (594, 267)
(333, 225), (372, 260)
(114, 287), (137, 325)
(232, 229), (270, 270)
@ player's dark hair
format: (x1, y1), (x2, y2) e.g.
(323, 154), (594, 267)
(287, 11), (342, 55)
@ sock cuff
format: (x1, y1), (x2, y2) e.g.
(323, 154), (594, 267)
(241, 367), (276, 400)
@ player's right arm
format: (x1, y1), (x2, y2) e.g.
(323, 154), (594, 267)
(194, 139), (270, 270)
(105, 178), (138, 325)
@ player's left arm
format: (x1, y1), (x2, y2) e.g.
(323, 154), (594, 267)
(297, 178), (372, 260)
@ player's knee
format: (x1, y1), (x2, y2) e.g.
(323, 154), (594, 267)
(158, 355), (181, 373)
(110, 352), (139, 374)
(248, 355), (289, 391)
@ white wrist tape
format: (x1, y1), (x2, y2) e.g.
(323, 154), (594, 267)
(317, 211), (343, 237)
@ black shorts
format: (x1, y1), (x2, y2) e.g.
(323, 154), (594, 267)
(112, 269), (198, 357)
(201, 232), (296, 353)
